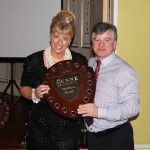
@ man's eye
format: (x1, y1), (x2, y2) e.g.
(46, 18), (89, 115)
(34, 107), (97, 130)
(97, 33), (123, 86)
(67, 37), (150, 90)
(104, 38), (111, 42)
(94, 38), (99, 42)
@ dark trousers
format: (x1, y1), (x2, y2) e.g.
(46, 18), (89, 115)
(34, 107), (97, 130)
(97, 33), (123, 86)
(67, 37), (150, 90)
(88, 121), (134, 150)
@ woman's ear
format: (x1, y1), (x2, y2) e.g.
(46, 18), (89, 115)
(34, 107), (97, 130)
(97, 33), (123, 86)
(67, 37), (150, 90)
(49, 34), (51, 43)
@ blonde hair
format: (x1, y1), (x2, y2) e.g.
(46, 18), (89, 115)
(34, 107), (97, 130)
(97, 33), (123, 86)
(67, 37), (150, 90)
(50, 10), (75, 38)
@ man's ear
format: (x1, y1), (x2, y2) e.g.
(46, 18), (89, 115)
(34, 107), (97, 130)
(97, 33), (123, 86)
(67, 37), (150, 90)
(113, 40), (117, 50)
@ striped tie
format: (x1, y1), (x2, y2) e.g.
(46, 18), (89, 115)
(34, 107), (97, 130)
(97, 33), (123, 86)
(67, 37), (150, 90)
(85, 60), (101, 126)
(95, 60), (101, 82)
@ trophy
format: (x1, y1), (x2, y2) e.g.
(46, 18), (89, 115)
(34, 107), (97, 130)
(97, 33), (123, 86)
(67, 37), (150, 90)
(40, 60), (96, 119)
(0, 98), (10, 130)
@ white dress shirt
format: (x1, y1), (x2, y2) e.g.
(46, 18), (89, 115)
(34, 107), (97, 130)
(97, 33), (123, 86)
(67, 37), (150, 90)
(87, 52), (140, 132)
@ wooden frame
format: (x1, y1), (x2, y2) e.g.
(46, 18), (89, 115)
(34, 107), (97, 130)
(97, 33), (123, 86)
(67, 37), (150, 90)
(103, 0), (111, 22)
(65, 0), (79, 47)
(62, 0), (112, 50)
(81, 0), (91, 48)
(0, 64), (7, 82)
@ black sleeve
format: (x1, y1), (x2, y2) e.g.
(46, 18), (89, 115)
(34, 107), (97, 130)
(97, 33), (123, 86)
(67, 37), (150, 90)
(20, 50), (46, 88)
(71, 50), (88, 65)
(20, 57), (34, 87)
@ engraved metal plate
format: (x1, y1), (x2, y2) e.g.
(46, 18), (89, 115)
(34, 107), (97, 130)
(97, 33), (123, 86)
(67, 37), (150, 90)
(40, 60), (96, 119)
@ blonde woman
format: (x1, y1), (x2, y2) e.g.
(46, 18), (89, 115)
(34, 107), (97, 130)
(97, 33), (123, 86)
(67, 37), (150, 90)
(20, 10), (87, 150)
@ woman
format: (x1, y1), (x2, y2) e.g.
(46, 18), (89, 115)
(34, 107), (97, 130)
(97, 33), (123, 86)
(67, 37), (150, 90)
(20, 10), (87, 150)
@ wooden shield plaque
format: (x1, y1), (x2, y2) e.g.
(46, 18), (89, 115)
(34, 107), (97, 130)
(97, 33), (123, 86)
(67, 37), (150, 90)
(40, 60), (96, 119)
(0, 98), (10, 130)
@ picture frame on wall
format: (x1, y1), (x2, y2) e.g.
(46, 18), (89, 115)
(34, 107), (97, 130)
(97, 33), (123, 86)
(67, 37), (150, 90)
(81, 0), (91, 48)
(67, 0), (79, 47)
(62, 0), (112, 49)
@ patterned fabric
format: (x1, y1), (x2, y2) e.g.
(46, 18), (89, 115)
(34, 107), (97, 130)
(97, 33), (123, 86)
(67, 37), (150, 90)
(85, 60), (101, 127)
(86, 52), (139, 133)
(95, 60), (101, 82)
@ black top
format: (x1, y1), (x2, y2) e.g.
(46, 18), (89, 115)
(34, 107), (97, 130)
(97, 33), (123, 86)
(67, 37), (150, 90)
(20, 50), (87, 150)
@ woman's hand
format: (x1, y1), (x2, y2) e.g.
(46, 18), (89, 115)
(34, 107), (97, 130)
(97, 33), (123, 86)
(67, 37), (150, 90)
(77, 103), (98, 118)
(20, 85), (50, 101)
(35, 85), (50, 98)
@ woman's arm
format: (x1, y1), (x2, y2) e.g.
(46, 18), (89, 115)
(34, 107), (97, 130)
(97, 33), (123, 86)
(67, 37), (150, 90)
(20, 86), (32, 100)
(20, 85), (50, 102)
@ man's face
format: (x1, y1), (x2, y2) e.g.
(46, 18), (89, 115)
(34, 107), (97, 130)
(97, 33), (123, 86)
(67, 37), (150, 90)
(92, 30), (117, 60)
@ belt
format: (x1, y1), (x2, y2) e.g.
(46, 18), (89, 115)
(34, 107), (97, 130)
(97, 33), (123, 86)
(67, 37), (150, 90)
(93, 121), (128, 137)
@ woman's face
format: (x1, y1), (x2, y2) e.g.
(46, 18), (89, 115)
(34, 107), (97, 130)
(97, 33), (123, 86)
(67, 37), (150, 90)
(50, 32), (71, 55)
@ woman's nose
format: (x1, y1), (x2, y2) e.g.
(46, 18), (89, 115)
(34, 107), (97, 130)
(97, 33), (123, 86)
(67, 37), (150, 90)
(57, 39), (63, 45)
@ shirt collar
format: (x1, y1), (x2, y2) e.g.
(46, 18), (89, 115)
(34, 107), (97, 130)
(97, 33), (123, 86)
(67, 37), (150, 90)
(96, 52), (116, 67)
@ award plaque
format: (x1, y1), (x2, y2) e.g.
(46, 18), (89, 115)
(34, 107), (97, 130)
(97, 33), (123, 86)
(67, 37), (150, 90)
(40, 60), (96, 119)
(0, 98), (10, 130)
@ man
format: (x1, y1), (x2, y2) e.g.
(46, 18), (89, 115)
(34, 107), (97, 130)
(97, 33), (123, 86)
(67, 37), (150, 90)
(77, 22), (140, 150)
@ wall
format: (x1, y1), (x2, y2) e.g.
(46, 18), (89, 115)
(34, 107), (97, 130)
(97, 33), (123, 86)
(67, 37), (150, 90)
(0, 0), (61, 57)
(0, 0), (61, 96)
(63, 0), (110, 59)
(117, 0), (150, 144)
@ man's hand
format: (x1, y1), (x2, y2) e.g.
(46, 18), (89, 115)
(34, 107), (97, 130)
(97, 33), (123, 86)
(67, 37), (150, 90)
(77, 103), (98, 118)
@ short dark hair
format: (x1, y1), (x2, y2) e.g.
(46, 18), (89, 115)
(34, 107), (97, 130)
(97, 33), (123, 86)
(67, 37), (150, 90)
(91, 22), (117, 41)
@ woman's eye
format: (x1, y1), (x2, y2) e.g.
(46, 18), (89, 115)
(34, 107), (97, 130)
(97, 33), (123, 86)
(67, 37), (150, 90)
(54, 35), (58, 38)
(64, 36), (70, 41)
(64, 38), (69, 41)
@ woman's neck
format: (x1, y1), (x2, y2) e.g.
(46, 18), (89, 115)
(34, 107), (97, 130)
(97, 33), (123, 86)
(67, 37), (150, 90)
(50, 51), (65, 62)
